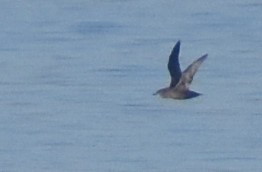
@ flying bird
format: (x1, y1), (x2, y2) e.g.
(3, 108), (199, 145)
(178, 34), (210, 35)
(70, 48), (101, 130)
(154, 40), (207, 99)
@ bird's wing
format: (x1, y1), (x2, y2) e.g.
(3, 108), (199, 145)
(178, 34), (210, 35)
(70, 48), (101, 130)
(168, 41), (182, 87)
(174, 54), (208, 91)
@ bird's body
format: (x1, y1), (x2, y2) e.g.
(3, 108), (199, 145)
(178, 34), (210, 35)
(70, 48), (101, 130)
(154, 87), (200, 99)
(154, 41), (207, 99)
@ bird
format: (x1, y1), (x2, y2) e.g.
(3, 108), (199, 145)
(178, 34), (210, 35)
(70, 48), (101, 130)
(154, 40), (207, 99)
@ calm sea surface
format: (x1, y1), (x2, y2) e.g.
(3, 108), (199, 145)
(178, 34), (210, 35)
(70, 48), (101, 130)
(1, 1), (262, 171)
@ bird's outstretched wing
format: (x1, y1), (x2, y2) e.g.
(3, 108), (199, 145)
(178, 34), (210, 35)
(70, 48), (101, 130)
(168, 41), (182, 88)
(175, 54), (208, 91)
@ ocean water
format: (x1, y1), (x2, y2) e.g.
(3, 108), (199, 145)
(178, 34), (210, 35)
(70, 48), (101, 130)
(0, 0), (262, 171)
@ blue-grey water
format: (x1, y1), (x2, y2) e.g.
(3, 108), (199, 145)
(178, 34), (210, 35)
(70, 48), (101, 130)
(1, 1), (262, 171)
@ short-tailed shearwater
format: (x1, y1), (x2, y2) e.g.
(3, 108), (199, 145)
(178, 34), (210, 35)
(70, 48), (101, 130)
(154, 40), (207, 99)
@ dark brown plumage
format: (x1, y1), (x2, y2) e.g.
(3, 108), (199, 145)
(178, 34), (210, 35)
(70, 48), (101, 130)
(154, 40), (207, 99)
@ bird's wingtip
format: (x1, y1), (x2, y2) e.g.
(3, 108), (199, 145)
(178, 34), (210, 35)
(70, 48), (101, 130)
(200, 53), (208, 60)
